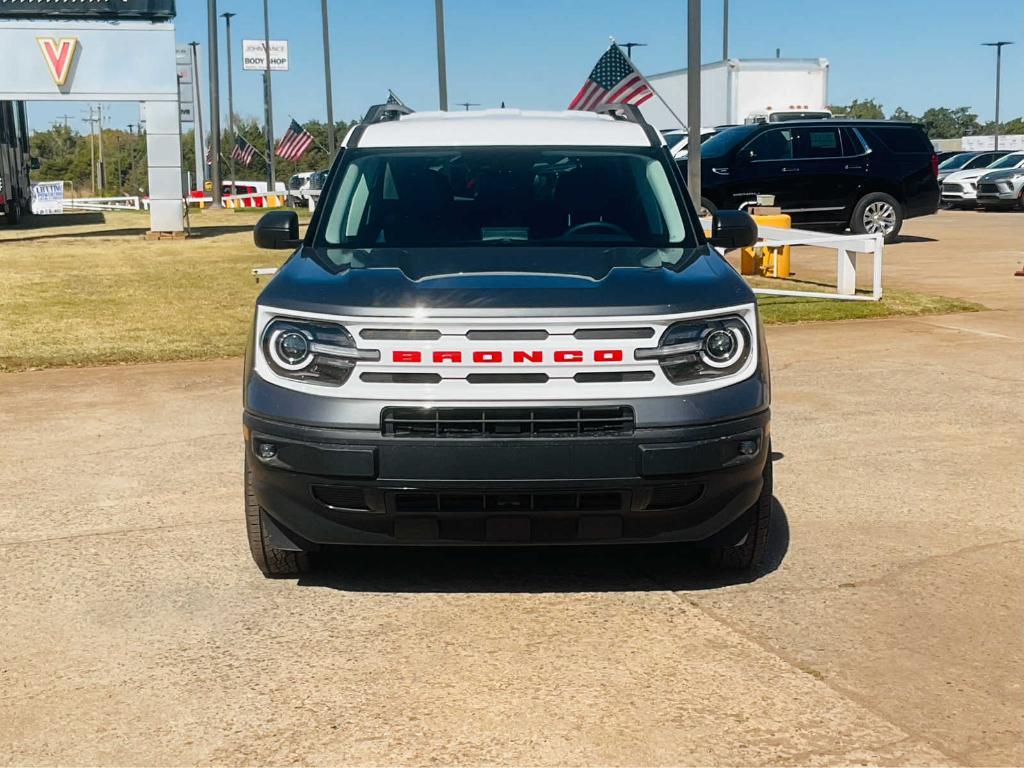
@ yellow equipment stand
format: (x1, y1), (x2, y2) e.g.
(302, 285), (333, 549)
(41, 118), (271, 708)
(740, 210), (792, 279)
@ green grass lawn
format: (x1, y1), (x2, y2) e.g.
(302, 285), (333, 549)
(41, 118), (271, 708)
(0, 209), (983, 373)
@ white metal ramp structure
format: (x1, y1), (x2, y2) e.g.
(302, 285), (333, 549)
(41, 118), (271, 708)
(703, 218), (884, 302)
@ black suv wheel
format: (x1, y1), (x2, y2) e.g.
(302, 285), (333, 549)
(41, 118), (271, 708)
(851, 192), (903, 244)
(707, 456), (773, 572)
(245, 460), (313, 577)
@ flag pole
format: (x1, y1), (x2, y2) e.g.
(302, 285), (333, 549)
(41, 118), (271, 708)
(610, 37), (687, 129)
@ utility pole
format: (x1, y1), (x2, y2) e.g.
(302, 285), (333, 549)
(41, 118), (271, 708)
(56, 114), (73, 129)
(434, 0), (448, 110)
(83, 108), (97, 194)
(982, 42), (1013, 151)
(97, 104), (105, 192)
(456, 102), (479, 111)
(189, 41), (206, 188)
(222, 11), (237, 196)
(687, 0), (702, 209)
(722, 0), (729, 60)
(321, 0), (336, 158)
(263, 0), (277, 189)
(207, 0), (222, 207)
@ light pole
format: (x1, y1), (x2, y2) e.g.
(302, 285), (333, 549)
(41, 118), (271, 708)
(434, 0), (448, 110)
(263, 0), (277, 189)
(687, 0), (701, 208)
(321, 0), (336, 158)
(622, 42), (647, 59)
(221, 11), (237, 196)
(982, 42), (1013, 151)
(189, 41), (205, 188)
(207, 0), (222, 207)
(722, 0), (729, 60)
(456, 101), (479, 111)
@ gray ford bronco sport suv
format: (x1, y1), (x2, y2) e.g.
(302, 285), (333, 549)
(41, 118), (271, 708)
(245, 103), (769, 577)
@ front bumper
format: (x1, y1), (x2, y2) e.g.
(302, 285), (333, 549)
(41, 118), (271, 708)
(976, 181), (1022, 206)
(245, 409), (770, 548)
(941, 183), (977, 204)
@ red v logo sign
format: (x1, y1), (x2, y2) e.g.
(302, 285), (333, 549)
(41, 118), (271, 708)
(38, 38), (79, 87)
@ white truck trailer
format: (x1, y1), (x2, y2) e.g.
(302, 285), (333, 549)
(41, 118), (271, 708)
(640, 58), (830, 130)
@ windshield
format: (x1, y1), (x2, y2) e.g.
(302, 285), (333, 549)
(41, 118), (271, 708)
(938, 153), (975, 170)
(319, 148), (692, 248)
(698, 125), (759, 159)
(987, 153), (1024, 170)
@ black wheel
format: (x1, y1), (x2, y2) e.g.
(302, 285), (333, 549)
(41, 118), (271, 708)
(699, 197), (718, 218)
(5, 199), (22, 226)
(850, 192), (903, 244)
(707, 456), (773, 572)
(244, 460), (313, 577)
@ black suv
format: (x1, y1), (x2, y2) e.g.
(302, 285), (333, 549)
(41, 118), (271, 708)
(682, 120), (939, 243)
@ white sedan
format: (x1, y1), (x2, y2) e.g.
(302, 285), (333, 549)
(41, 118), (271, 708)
(942, 152), (1024, 208)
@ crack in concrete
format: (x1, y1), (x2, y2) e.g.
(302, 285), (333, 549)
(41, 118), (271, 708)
(0, 517), (237, 549)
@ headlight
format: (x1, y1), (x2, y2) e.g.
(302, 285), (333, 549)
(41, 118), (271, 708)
(261, 318), (379, 385)
(635, 315), (752, 384)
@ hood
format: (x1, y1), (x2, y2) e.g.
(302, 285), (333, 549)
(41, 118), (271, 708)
(979, 168), (1024, 182)
(943, 168), (993, 183)
(257, 245), (754, 317)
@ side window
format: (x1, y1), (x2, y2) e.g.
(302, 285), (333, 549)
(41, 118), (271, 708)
(840, 128), (868, 156)
(745, 129), (794, 161)
(794, 127), (841, 159)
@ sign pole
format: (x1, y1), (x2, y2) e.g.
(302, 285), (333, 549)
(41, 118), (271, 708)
(263, 0), (277, 190)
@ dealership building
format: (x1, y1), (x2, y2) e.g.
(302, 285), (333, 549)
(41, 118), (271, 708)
(0, 0), (183, 233)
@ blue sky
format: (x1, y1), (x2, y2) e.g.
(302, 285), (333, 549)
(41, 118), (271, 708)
(28, 0), (1024, 134)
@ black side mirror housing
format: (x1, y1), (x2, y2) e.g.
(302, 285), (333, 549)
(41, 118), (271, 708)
(254, 210), (300, 250)
(710, 209), (758, 249)
(30, 157), (41, 171)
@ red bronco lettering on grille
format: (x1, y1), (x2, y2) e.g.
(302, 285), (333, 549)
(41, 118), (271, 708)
(391, 349), (625, 364)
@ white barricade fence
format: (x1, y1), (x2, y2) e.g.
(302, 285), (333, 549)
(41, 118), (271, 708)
(703, 218), (884, 302)
(64, 195), (142, 212)
(307, 189), (321, 214)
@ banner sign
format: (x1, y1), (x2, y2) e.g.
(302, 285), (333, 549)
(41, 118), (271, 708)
(242, 40), (288, 71)
(31, 181), (65, 215)
(0, 0), (175, 19)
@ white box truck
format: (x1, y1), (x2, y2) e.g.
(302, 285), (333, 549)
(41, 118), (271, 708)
(640, 58), (830, 130)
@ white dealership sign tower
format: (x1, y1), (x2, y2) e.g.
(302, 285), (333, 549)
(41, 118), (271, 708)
(0, 0), (184, 234)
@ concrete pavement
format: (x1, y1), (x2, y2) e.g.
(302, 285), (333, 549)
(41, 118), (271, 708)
(0, 211), (1021, 766)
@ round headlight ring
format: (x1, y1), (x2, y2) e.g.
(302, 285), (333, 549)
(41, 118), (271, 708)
(267, 326), (314, 371)
(700, 326), (745, 369)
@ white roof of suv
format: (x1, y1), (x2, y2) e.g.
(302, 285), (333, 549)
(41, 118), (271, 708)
(349, 108), (660, 149)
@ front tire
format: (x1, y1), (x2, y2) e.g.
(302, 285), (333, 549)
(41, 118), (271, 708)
(5, 199), (22, 226)
(707, 457), (773, 572)
(245, 461), (313, 577)
(851, 192), (902, 244)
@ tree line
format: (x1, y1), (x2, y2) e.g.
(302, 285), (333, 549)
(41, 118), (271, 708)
(828, 99), (1024, 139)
(29, 116), (353, 197)
(30, 104), (1024, 196)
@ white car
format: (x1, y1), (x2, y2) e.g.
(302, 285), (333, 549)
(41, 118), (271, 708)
(662, 127), (720, 159)
(942, 152), (1024, 208)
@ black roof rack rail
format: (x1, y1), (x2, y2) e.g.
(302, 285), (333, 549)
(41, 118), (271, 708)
(594, 103), (661, 148)
(348, 102), (415, 148)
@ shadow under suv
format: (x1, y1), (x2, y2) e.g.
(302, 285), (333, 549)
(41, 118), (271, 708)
(681, 120), (939, 243)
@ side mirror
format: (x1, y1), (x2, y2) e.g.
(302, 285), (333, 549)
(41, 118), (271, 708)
(30, 157), (41, 171)
(710, 209), (758, 250)
(254, 210), (300, 250)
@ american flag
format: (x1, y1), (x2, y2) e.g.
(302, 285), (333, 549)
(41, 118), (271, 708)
(568, 44), (654, 111)
(231, 135), (256, 167)
(276, 119), (315, 161)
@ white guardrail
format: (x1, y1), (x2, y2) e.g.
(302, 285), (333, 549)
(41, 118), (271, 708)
(703, 218), (884, 302)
